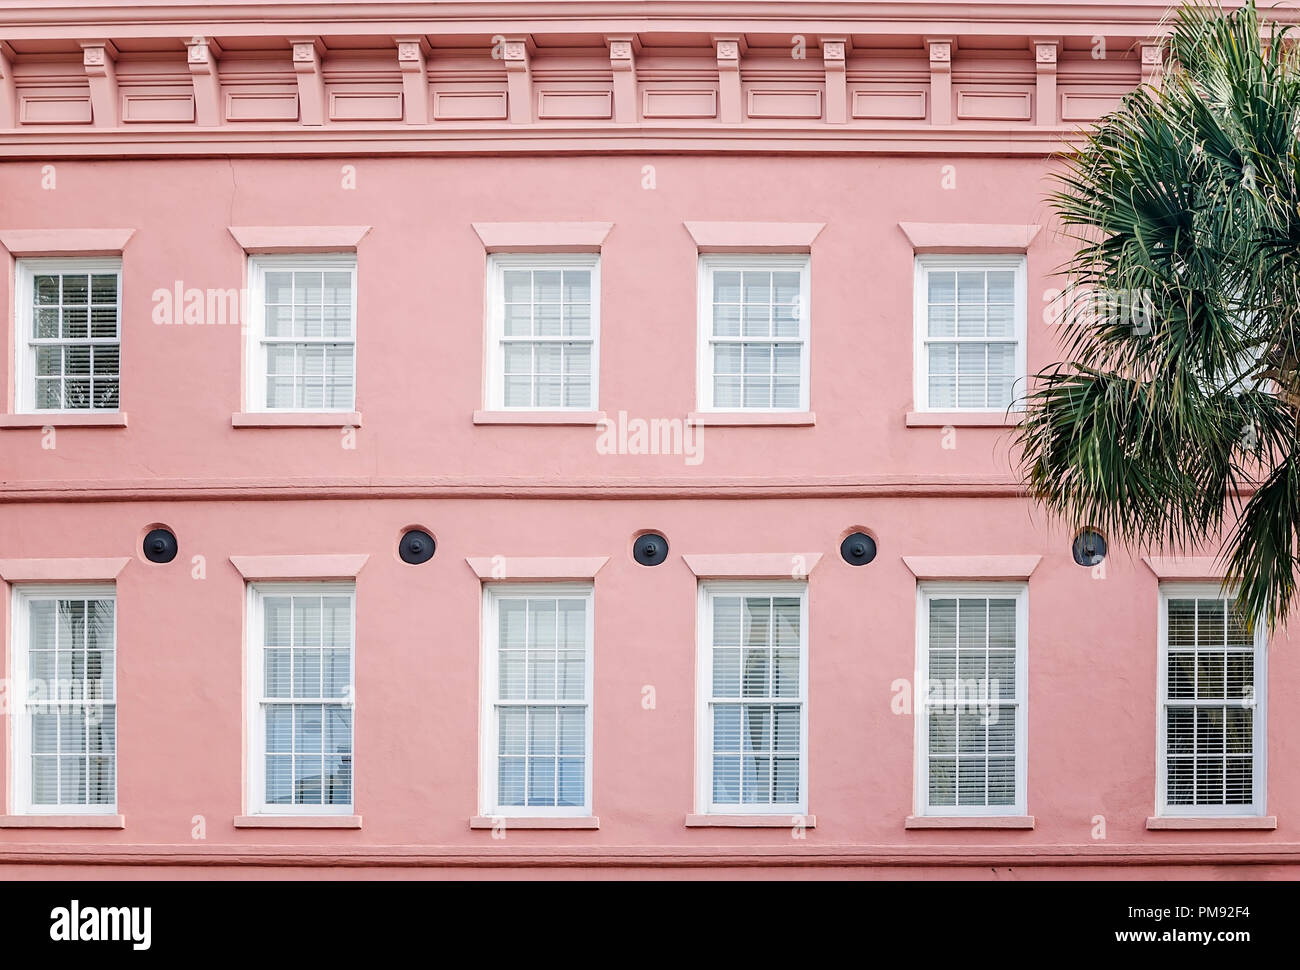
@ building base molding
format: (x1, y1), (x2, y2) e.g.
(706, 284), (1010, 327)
(2, 842), (1298, 870)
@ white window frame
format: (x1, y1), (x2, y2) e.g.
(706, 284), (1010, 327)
(912, 254), (1027, 413)
(9, 583), (118, 815)
(483, 253), (601, 411)
(1156, 583), (1268, 818)
(478, 582), (595, 817)
(913, 582), (1029, 818)
(245, 254), (358, 413)
(245, 581), (356, 816)
(696, 254), (812, 413)
(694, 580), (809, 816)
(13, 257), (123, 414)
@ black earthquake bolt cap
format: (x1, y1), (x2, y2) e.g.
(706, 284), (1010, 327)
(633, 533), (669, 566)
(840, 532), (877, 566)
(399, 529), (436, 564)
(1072, 530), (1107, 567)
(143, 528), (179, 564)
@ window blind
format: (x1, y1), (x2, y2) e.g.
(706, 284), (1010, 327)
(259, 590), (353, 808)
(260, 265), (355, 410)
(1164, 596), (1258, 808)
(493, 595), (589, 808)
(922, 594), (1020, 810)
(706, 590), (804, 808)
(709, 268), (803, 409)
(26, 595), (116, 808)
(500, 267), (593, 409)
(29, 268), (120, 411)
(923, 266), (1017, 410)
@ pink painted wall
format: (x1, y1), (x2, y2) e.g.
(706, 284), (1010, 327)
(0, 2), (1297, 877)
(0, 154), (1066, 483)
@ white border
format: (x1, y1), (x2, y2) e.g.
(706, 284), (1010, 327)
(912, 581), (1029, 817)
(478, 582), (596, 817)
(13, 257), (123, 415)
(693, 579), (809, 816)
(695, 254), (812, 413)
(244, 254), (359, 413)
(9, 583), (118, 815)
(1155, 583), (1268, 818)
(482, 253), (602, 411)
(912, 253), (1028, 413)
(244, 581), (357, 816)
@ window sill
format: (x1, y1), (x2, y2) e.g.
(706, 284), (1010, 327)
(0, 412), (127, 428)
(1146, 816), (1277, 831)
(905, 815), (1036, 829)
(472, 410), (604, 426)
(905, 411), (1022, 428)
(685, 814), (815, 828)
(234, 815), (362, 829)
(231, 412), (361, 428)
(469, 816), (600, 830)
(0, 814), (125, 828)
(688, 412), (815, 427)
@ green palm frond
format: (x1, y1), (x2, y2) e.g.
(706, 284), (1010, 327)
(1020, 0), (1300, 629)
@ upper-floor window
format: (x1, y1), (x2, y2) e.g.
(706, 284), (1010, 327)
(695, 582), (808, 815)
(697, 255), (810, 412)
(914, 255), (1026, 412)
(915, 583), (1028, 817)
(485, 255), (599, 410)
(479, 584), (594, 816)
(14, 258), (121, 412)
(246, 583), (355, 814)
(10, 585), (117, 814)
(1158, 586), (1267, 816)
(246, 255), (357, 412)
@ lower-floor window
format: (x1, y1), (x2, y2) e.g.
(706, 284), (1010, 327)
(12, 585), (117, 814)
(915, 583), (1028, 816)
(247, 583), (355, 814)
(480, 584), (594, 816)
(696, 581), (808, 815)
(1158, 585), (1267, 815)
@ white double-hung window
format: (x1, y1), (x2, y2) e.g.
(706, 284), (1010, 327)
(246, 255), (357, 412)
(479, 584), (594, 816)
(697, 255), (810, 412)
(695, 582), (808, 815)
(914, 255), (1026, 412)
(915, 583), (1028, 816)
(14, 258), (121, 412)
(10, 585), (117, 814)
(1158, 586), (1267, 816)
(485, 255), (599, 410)
(246, 583), (355, 814)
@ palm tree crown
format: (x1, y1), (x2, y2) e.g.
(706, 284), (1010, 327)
(1021, 0), (1300, 628)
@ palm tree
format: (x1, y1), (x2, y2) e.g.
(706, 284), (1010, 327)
(1020, 0), (1300, 628)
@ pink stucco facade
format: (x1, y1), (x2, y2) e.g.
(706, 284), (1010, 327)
(0, 0), (1296, 879)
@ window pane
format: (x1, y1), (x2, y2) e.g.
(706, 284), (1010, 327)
(713, 271), (741, 304)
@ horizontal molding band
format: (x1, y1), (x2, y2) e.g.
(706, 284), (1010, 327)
(2, 842), (1299, 869)
(0, 476), (1028, 503)
(0, 124), (1084, 160)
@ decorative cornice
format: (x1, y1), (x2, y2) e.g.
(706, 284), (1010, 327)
(0, 3), (1260, 39)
